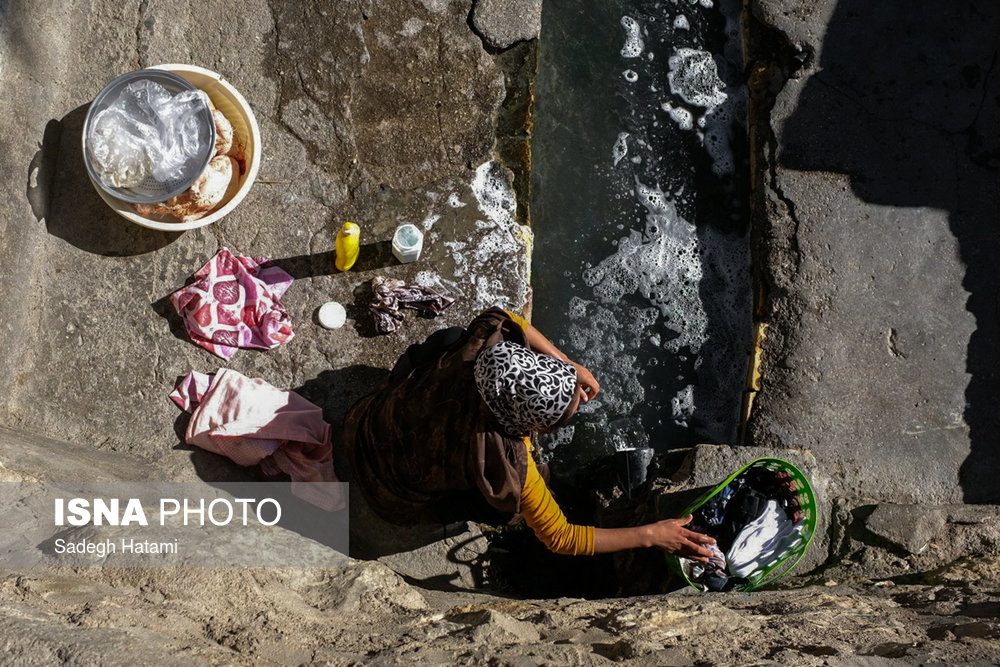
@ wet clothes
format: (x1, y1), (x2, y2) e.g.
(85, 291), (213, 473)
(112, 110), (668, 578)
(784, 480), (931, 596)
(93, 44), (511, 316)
(681, 544), (730, 591)
(170, 368), (344, 511)
(681, 466), (803, 590)
(726, 499), (802, 578)
(344, 308), (594, 555)
(369, 276), (454, 334)
(171, 249), (294, 359)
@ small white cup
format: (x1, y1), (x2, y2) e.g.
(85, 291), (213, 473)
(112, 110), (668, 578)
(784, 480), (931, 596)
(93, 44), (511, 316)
(392, 224), (424, 263)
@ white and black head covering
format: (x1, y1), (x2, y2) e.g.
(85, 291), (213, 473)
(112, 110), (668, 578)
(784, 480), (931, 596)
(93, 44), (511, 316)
(474, 340), (578, 436)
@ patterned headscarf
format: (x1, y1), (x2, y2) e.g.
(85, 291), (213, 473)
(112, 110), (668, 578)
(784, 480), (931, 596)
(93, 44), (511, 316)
(474, 341), (578, 436)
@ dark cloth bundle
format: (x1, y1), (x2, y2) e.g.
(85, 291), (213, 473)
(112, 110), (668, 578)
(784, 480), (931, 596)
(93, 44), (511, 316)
(369, 276), (454, 334)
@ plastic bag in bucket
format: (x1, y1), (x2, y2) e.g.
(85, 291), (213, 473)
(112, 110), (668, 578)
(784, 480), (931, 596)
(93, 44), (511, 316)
(667, 457), (817, 592)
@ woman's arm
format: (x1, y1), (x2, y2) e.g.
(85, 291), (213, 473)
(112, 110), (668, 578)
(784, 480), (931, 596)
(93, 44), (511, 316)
(521, 448), (715, 559)
(593, 516), (717, 559)
(520, 320), (600, 402)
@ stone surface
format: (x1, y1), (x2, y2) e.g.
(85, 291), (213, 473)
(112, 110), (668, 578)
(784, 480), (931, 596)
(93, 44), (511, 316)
(0, 426), (153, 482)
(747, 0), (1000, 506)
(378, 521), (488, 590)
(450, 608), (542, 643)
(471, 0), (543, 50)
(0, 544), (998, 664)
(1, 0), (527, 489)
(826, 503), (1000, 581)
(864, 503), (947, 555)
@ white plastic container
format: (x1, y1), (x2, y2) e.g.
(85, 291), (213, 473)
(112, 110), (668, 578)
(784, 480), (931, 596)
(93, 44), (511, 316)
(392, 224), (424, 263)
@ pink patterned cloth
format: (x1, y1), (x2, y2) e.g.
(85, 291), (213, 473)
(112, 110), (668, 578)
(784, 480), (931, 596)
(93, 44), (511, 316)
(171, 249), (295, 360)
(170, 369), (345, 512)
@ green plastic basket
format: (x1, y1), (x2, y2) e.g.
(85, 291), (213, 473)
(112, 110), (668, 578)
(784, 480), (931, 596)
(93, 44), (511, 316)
(667, 457), (818, 592)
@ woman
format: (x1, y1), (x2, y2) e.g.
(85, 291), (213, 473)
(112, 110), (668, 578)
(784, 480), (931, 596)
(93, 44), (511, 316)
(344, 308), (714, 560)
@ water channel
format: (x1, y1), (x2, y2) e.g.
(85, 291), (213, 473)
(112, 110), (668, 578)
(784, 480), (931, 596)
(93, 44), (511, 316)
(531, 0), (752, 480)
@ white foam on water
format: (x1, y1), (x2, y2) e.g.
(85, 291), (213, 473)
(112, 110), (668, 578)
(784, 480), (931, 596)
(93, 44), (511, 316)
(415, 270), (440, 287)
(537, 0), (750, 443)
(421, 213), (441, 230)
(537, 425), (574, 463)
(567, 303), (649, 417)
(661, 101), (694, 130)
(620, 16), (644, 58)
(443, 240), (468, 277)
(668, 48), (727, 110)
(471, 160), (516, 224)
(568, 296), (590, 319)
(671, 385), (695, 426)
(612, 132), (630, 166)
(664, 46), (743, 175)
(446, 192), (466, 208)
(434, 161), (529, 312)
(582, 179), (708, 355)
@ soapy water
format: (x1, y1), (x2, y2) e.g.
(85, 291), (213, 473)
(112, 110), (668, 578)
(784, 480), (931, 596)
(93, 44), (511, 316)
(433, 161), (530, 313)
(612, 132), (631, 166)
(620, 17), (644, 57)
(531, 0), (749, 471)
(406, 165), (528, 314)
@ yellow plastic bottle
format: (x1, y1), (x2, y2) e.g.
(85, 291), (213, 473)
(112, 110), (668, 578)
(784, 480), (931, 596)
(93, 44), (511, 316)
(335, 222), (360, 271)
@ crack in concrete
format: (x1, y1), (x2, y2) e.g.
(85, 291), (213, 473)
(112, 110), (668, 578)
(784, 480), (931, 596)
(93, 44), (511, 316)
(747, 9), (809, 288)
(134, 0), (149, 70)
(765, 125), (803, 273)
(435, 31), (448, 165)
(967, 49), (998, 132)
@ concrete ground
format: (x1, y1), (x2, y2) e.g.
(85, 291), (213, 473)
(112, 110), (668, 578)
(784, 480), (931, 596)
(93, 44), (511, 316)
(1, 0), (529, 490)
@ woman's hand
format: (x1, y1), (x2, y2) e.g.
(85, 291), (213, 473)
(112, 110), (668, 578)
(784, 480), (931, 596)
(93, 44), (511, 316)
(572, 363), (600, 402)
(592, 515), (717, 556)
(642, 515), (716, 561)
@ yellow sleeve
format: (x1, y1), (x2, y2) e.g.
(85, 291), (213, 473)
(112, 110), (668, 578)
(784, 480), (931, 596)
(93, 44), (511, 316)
(519, 437), (595, 556)
(504, 310), (530, 333)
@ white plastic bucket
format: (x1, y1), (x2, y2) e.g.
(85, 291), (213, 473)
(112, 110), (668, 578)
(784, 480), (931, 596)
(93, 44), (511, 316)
(84, 64), (262, 232)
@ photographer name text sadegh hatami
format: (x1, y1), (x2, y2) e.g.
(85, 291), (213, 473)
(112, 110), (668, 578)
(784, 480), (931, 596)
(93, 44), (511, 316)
(53, 537), (178, 558)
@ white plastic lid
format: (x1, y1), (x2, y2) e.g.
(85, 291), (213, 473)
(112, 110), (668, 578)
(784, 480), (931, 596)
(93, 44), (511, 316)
(317, 302), (347, 329)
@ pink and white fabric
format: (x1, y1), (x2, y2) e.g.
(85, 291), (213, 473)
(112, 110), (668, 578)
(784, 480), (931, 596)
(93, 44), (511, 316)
(170, 369), (345, 512)
(171, 249), (295, 360)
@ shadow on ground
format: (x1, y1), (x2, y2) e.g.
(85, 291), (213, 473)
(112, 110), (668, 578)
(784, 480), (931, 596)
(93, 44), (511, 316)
(293, 365), (462, 559)
(780, 1), (1000, 502)
(29, 104), (182, 256)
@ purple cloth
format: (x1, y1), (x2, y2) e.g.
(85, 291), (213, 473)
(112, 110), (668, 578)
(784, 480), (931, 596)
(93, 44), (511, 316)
(369, 276), (454, 334)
